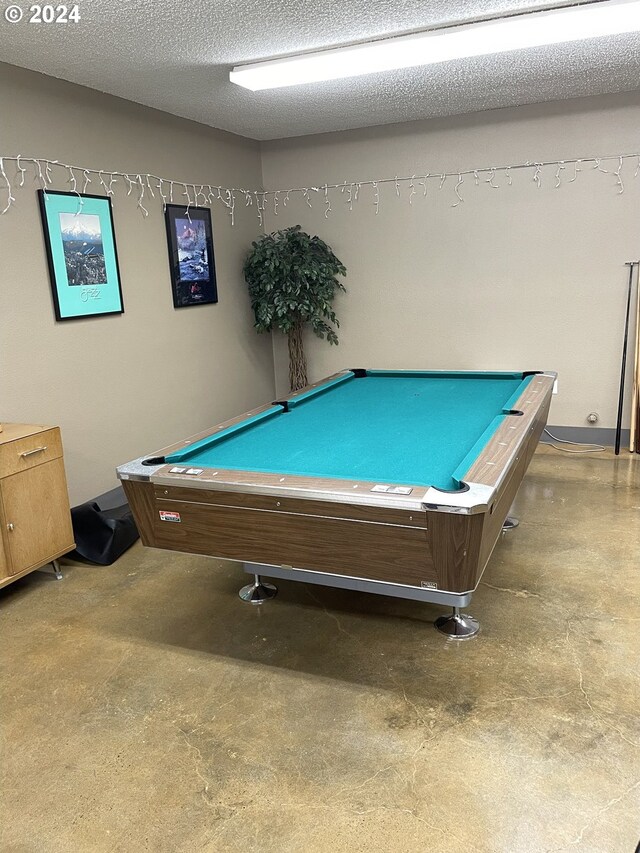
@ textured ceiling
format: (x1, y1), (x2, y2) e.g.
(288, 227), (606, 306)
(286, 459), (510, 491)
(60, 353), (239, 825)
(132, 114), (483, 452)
(0, 0), (639, 139)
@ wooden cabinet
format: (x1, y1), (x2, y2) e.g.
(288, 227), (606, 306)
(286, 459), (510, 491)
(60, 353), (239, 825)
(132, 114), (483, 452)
(0, 424), (75, 588)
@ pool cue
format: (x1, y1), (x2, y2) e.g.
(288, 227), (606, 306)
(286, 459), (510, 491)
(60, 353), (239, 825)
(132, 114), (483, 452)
(635, 275), (640, 453)
(615, 262), (638, 455)
(631, 261), (640, 452)
(631, 270), (640, 452)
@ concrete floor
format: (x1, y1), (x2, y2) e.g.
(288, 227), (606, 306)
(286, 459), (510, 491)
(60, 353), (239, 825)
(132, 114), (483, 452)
(1, 446), (639, 853)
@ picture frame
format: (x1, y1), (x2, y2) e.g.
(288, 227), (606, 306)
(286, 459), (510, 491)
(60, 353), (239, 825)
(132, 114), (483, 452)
(164, 204), (218, 308)
(38, 190), (124, 321)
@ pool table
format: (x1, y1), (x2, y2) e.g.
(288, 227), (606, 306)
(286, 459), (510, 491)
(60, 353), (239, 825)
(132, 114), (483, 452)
(117, 369), (555, 637)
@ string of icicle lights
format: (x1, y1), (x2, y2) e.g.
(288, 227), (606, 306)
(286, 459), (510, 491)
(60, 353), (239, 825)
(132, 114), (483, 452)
(1, 152), (639, 227)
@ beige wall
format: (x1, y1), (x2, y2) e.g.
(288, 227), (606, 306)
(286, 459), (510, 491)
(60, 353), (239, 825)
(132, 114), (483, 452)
(0, 63), (274, 504)
(2, 67), (639, 507)
(261, 93), (640, 428)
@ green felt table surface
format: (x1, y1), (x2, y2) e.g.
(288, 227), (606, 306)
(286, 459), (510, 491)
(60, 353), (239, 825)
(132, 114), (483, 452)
(166, 370), (533, 491)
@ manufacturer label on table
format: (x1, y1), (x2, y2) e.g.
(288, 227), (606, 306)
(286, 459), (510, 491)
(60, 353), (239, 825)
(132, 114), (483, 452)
(159, 511), (181, 523)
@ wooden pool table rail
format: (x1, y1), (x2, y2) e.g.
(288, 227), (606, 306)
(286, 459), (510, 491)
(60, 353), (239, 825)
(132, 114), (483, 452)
(120, 371), (555, 516)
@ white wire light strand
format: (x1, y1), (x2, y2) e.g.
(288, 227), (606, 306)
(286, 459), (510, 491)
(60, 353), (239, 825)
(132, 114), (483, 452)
(0, 151), (639, 225)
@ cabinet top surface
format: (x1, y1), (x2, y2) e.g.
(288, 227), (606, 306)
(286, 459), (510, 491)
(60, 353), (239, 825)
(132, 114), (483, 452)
(0, 424), (55, 445)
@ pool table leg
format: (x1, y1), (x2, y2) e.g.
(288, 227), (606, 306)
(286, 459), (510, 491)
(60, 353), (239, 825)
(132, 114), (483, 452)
(434, 607), (480, 639)
(239, 573), (278, 605)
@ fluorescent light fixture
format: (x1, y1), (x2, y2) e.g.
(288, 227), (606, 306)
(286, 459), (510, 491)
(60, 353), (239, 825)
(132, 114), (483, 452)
(230, 0), (640, 91)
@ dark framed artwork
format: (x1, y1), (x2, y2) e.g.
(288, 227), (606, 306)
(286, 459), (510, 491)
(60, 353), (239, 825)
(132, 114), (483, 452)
(38, 190), (124, 321)
(164, 205), (218, 308)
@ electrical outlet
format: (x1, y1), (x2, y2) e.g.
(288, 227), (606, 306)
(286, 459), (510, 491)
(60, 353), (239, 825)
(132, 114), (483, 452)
(587, 412), (599, 424)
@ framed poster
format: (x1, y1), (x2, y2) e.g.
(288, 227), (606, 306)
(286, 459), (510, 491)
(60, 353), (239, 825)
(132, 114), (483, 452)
(38, 190), (124, 321)
(164, 204), (218, 308)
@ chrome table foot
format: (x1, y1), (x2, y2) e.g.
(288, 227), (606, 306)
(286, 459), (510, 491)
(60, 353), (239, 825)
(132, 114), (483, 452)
(239, 574), (277, 605)
(434, 607), (479, 639)
(502, 516), (519, 531)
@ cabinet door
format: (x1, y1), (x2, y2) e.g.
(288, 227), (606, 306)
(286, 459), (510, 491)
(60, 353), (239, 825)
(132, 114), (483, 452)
(0, 458), (75, 574)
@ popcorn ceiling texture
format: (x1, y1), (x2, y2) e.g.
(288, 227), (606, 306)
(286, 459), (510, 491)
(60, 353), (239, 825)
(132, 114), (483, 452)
(0, 0), (639, 140)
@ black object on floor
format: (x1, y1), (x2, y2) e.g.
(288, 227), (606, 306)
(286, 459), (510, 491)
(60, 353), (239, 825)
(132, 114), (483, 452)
(69, 486), (139, 565)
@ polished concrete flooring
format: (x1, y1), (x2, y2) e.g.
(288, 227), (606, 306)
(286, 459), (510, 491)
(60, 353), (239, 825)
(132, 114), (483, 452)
(1, 447), (639, 853)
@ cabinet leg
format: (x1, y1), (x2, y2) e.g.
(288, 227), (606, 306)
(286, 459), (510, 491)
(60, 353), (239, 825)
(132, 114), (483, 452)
(37, 560), (63, 580)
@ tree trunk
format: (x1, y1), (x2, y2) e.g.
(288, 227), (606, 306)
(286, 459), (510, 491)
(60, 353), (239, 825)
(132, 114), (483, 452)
(287, 320), (308, 392)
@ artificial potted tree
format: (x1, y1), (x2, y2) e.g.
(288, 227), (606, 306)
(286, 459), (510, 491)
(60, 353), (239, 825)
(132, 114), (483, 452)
(244, 225), (346, 391)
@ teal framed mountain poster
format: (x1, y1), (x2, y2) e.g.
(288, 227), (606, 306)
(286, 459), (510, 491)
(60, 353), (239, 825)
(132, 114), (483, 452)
(38, 190), (124, 320)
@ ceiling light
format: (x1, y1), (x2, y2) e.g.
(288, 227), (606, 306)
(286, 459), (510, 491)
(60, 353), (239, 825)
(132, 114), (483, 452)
(230, 0), (640, 91)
